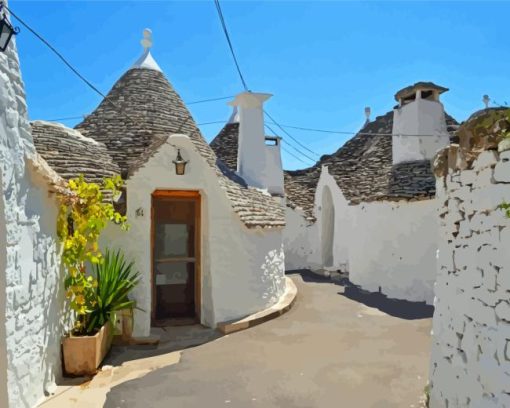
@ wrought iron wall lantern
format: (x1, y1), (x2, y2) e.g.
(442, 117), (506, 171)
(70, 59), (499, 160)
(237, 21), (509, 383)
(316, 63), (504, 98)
(0, 3), (20, 53)
(172, 148), (188, 175)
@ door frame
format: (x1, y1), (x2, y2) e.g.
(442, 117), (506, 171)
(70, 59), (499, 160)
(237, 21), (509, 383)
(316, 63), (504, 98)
(150, 190), (201, 324)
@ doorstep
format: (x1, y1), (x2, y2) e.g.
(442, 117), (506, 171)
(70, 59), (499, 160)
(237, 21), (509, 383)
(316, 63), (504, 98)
(217, 276), (297, 335)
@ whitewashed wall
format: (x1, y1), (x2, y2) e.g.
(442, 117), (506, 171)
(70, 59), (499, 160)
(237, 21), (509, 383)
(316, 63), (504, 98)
(315, 167), (351, 271)
(282, 206), (319, 270)
(348, 199), (437, 304)
(103, 135), (286, 336)
(392, 98), (450, 164)
(429, 150), (510, 407)
(0, 22), (63, 408)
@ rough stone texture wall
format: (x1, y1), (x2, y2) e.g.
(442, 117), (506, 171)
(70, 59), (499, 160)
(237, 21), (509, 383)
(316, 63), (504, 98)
(429, 148), (510, 407)
(0, 17), (64, 408)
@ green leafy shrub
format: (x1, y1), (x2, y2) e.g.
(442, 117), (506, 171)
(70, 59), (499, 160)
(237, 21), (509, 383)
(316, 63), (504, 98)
(57, 175), (129, 335)
(88, 248), (140, 333)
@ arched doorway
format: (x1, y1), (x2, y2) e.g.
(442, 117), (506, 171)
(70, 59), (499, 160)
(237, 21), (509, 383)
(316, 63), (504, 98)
(321, 186), (335, 267)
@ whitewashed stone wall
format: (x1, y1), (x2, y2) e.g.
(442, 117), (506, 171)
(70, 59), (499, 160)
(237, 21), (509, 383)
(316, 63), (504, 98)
(0, 16), (64, 408)
(429, 149), (510, 407)
(349, 199), (438, 304)
(103, 135), (286, 336)
(282, 207), (319, 271)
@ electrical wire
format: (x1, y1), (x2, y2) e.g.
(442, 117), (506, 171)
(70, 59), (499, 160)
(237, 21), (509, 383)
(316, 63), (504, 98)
(213, 0), (248, 91)
(3, 3), (108, 102)
(265, 124), (316, 163)
(281, 145), (314, 165)
(212, 0), (326, 163)
(264, 110), (320, 157)
(7, 0), (320, 170)
(186, 95), (235, 105)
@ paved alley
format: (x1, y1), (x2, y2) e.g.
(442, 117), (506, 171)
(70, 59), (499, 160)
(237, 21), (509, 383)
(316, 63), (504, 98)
(104, 271), (432, 408)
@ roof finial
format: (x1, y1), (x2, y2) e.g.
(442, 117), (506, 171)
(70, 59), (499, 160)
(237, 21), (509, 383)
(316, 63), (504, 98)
(141, 28), (153, 51)
(364, 106), (371, 123)
(483, 94), (490, 109)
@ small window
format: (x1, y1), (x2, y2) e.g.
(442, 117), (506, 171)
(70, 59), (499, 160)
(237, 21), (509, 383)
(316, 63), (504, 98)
(265, 137), (279, 146)
(402, 93), (416, 105)
(421, 90), (435, 101)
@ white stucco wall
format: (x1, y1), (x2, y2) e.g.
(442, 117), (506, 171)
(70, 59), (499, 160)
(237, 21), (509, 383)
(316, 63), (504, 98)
(429, 150), (510, 407)
(103, 135), (286, 336)
(315, 167), (350, 271)
(0, 23), (64, 408)
(392, 98), (450, 164)
(282, 206), (319, 270)
(348, 199), (437, 304)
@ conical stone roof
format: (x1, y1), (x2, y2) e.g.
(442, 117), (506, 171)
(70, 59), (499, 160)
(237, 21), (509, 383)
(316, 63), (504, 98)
(75, 40), (285, 229)
(75, 67), (200, 177)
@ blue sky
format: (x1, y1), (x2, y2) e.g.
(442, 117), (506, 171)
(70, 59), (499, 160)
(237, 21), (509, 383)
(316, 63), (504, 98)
(11, 0), (510, 170)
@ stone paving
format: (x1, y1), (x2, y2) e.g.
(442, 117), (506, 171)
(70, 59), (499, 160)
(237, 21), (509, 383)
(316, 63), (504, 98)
(102, 271), (433, 408)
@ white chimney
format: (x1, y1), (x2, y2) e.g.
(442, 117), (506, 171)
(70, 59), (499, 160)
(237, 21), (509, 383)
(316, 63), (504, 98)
(392, 82), (451, 165)
(229, 92), (283, 195)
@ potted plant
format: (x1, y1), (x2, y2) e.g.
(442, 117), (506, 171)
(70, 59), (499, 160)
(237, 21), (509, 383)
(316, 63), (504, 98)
(57, 175), (130, 376)
(92, 249), (140, 344)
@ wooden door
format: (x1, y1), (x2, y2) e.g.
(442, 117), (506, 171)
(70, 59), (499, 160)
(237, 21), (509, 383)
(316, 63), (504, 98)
(151, 191), (201, 324)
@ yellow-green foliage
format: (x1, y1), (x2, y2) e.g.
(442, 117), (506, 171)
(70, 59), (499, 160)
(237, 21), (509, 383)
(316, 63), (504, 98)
(57, 175), (128, 335)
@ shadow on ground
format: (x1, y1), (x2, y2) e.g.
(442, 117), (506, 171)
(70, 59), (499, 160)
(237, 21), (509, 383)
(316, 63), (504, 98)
(287, 269), (434, 320)
(105, 325), (223, 367)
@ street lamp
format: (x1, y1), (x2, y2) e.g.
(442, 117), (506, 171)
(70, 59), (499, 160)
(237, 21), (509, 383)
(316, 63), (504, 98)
(0, 3), (19, 52)
(173, 149), (188, 176)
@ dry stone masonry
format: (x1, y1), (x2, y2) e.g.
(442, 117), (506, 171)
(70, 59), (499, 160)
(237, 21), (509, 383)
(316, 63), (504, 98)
(429, 108), (510, 407)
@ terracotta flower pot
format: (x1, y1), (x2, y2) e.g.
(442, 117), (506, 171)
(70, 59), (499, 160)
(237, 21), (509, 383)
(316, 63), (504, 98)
(62, 322), (113, 376)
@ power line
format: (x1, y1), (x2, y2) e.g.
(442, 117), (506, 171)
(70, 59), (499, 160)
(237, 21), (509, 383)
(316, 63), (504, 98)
(267, 120), (457, 137)
(4, 3), (108, 102)
(281, 145), (314, 165)
(264, 111), (320, 157)
(265, 124), (316, 163)
(43, 94), (236, 123)
(187, 95), (235, 105)
(211, 0), (324, 162)
(45, 115), (87, 122)
(198, 120), (227, 126)
(213, 0), (248, 91)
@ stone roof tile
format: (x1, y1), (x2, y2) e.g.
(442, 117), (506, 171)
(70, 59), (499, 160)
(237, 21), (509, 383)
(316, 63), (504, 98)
(31, 120), (120, 183)
(75, 67), (284, 229)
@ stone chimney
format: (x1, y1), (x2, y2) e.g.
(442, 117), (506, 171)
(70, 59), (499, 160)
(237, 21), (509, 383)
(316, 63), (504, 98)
(229, 92), (284, 195)
(392, 82), (451, 164)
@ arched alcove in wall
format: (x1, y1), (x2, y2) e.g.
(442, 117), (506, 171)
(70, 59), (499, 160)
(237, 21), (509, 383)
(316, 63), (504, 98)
(321, 186), (335, 267)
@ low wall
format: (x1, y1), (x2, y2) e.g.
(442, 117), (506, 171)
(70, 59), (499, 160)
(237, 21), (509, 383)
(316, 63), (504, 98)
(348, 199), (437, 304)
(429, 148), (510, 407)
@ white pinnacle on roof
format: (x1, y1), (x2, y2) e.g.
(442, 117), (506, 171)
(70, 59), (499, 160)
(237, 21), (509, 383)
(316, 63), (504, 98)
(132, 28), (162, 72)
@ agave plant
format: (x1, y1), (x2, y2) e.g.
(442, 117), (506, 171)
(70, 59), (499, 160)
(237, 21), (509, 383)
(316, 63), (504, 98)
(87, 248), (140, 333)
